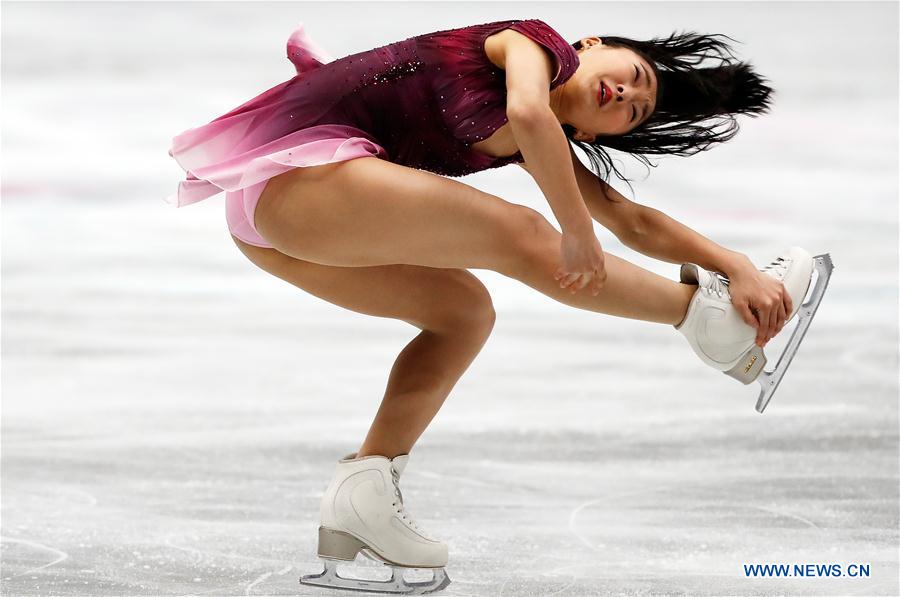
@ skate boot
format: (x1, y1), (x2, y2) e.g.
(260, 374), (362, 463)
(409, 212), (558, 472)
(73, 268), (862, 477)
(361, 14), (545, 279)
(675, 246), (833, 413)
(299, 451), (451, 594)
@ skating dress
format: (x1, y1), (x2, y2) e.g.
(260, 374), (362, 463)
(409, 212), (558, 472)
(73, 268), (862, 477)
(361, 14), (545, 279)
(166, 19), (579, 248)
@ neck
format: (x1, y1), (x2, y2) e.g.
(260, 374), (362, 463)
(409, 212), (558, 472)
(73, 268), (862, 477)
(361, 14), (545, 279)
(548, 84), (568, 125)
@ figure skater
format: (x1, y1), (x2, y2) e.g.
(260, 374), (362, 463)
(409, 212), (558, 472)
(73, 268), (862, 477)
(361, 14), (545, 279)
(166, 18), (831, 594)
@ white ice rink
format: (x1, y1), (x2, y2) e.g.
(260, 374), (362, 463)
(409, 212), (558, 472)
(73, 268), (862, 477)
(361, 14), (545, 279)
(2, 2), (898, 596)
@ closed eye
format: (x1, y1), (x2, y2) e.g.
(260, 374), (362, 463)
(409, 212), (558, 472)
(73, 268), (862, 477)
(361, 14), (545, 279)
(631, 65), (640, 122)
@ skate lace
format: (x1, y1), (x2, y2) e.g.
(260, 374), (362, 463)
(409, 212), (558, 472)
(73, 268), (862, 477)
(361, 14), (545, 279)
(702, 272), (731, 299)
(760, 256), (789, 276)
(390, 465), (424, 533)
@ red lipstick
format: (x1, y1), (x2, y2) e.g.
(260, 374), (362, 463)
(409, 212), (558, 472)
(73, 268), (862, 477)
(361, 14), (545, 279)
(597, 81), (612, 107)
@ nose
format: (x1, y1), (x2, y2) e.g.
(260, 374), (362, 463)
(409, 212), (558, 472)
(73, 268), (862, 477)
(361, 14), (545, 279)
(614, 83), (633, 103)
(615, 83), (649, 106)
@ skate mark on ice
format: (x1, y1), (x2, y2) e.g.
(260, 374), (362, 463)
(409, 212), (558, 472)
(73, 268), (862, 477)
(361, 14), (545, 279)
(164, 536), (294, 566)
(497, 485), (675, 597)
(164, 536), (203, 566)
(498, 563), (586, 597)
(55, 485), (99, 507)
(244, 571), (271, 595)
(1, 535), (69, 578)
(178, 581), (250, 597)
(498, 570), (577, 597)
(244, 565), (292, 595)
(417, 468), (553, 495)
(164, 538), (295, 597)
(567, 485), (674, 551)
(748, 505), (822, 529)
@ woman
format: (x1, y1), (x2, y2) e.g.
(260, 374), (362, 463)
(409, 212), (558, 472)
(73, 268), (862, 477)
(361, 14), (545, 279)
(167, 18), (818, 593)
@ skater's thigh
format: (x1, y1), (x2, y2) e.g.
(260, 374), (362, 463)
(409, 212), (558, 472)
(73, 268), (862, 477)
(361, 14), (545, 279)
(231, 234), (496, 334)
(253, 157), (550, 271)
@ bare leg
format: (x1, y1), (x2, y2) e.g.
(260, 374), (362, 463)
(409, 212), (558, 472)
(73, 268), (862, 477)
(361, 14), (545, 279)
(352, 247), (697, 457)
(240, 158), (698, 459)
(356, 328), (491, 458)
(504, 224), (697, 326)
(255, 157), (695, 327)
(232, 236), (495, 459)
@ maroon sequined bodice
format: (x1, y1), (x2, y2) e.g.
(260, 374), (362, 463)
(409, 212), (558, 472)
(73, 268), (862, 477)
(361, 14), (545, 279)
(290, 19), (580, 177)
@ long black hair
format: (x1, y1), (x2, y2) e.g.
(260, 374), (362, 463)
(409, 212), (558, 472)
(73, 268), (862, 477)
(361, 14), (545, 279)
(566, 31), (775, 195)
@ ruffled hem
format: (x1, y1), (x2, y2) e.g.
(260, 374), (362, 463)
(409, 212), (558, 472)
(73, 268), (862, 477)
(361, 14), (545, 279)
(165, 22), (386, 208)
(165, 124), (388, 207)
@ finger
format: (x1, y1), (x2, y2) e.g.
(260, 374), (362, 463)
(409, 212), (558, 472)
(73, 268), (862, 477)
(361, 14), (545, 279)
(751, 307), (767, 346)
(559, 273), (578, 288)
(575, 273), (591, 292)
(737, 302), (758, 329)
(570, 274), (587, 294)
(555, 270), (574, 284)
(559, 272), (575, 289)
(775, 298), (787, 336)
(567, 274), (584, 290)
(756, 307), (769, 345)
(766, 304), (779, 343)
(591, 269), (603, 295)
(778, 283), (793, 318)
(760, 301), (776, 344)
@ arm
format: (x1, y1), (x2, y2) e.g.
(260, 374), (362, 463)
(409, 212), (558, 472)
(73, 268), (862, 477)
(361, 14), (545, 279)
(508, 109), (593, 235)
(629, 206), (755, 277)
(519, 152), (755, 278)
(535, 144), (646, 242)
(499, 30), (593, 235)
(586, 169), (754, 277)
(497, 27), (749, 279)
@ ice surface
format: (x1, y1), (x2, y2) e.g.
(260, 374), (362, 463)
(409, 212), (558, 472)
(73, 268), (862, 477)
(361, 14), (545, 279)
(2, 2), (898, 596)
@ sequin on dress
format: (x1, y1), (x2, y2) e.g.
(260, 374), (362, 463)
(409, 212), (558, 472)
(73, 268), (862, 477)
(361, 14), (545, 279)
(166, 19), (579, 248)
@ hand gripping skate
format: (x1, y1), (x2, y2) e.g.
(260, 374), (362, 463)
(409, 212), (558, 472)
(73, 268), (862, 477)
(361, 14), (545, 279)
(299, 452), (451, 594)
(676, 247), (833, 413)
(747, 252), (833, 412)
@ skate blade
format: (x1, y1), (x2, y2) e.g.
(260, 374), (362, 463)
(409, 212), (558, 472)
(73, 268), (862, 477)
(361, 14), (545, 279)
(754, 253), (834, 413)
(300, 558), (451, 595)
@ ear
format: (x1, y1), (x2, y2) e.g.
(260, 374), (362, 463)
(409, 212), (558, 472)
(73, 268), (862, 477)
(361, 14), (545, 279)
(572, 129), (597, 143)
(579, 36), (603, 50)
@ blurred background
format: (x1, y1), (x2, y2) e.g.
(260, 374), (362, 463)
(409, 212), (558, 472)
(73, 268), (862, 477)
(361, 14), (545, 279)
(2, 2), (898, 595)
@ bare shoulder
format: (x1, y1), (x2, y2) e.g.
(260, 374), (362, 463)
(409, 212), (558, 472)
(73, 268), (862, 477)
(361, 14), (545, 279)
(483, 29), (520, 70)
(483, 27), (552, 72)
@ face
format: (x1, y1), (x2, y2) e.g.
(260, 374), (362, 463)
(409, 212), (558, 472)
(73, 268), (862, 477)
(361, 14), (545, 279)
(554, 37), (658, 141)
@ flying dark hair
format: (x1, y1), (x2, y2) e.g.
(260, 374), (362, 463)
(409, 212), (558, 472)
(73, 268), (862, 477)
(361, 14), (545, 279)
(565, 31), (775, 196)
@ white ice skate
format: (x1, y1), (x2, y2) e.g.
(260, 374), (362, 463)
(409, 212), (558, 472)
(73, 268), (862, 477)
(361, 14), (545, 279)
(675, 247), (833, 412)
(299, 451), (451, 594)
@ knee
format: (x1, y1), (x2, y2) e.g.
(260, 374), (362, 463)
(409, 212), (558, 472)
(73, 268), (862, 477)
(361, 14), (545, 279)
(429, 274), (496, 339)
(467, 290), (498, 336)
(504, 207), (560, 275)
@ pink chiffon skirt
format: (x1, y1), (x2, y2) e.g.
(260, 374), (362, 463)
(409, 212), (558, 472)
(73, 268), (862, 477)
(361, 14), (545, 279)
(165, 23), (388, 249)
